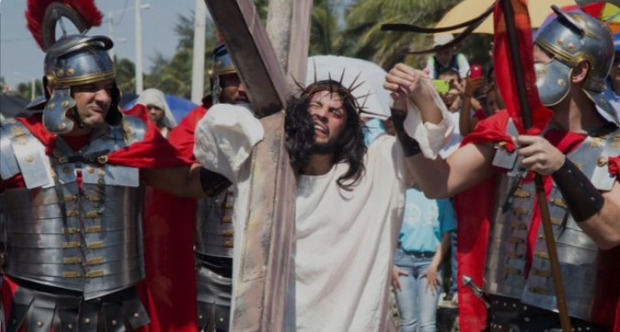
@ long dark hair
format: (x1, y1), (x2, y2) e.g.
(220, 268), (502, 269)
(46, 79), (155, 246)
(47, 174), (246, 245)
(284, 80), (367, 191)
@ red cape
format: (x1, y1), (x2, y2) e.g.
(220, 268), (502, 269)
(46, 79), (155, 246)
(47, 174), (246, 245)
(141, 104), (209, 332)
(455, 110), (620, 331)
(1, 105), (193, 332)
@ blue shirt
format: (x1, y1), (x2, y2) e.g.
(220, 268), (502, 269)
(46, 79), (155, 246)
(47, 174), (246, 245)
(398, 187), (457, 253)
(362, 118), (386, 146)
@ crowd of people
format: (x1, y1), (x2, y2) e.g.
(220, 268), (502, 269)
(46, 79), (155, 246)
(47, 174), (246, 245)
(1, 2), (620, 332)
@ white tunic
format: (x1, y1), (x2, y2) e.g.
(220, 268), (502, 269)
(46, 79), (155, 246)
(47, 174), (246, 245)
(292, 135), (406, 331)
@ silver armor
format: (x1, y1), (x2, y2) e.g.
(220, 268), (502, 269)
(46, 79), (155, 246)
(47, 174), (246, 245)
(195, 189), (236, 258)
(486, 119), (620, 321)
(0, 115), (147, 301)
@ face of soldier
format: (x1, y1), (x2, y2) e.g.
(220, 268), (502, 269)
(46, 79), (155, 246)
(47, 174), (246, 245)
(219, 73), (250, 104)
(71, 79), (114, 129)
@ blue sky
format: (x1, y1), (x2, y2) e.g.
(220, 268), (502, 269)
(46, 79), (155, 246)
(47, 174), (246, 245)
(1, 0), (197, 89)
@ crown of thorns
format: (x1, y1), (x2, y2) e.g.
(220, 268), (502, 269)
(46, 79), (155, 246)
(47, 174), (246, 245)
(292, 64), (371, 114)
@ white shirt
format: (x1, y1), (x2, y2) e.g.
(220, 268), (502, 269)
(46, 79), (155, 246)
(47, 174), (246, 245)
(292, 135), (406, 331)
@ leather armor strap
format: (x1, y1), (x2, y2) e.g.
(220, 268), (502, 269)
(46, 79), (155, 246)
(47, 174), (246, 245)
(200, 168), (232, 197)
(391, 109), (421, 157)
(551, 158), (604, 222)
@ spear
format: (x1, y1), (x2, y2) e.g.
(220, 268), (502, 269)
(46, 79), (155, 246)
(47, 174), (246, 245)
(499, 0), (571, 330)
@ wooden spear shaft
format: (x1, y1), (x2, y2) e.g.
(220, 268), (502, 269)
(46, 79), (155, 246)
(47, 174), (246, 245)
(500, 0), (572, 330)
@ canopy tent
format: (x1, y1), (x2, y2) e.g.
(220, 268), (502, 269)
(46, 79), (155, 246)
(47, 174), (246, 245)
(435, 0), (576, 34)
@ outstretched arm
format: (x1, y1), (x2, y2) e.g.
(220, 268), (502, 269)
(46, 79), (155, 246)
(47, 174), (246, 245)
(142, 163), (231, 198)
(384, 63), (496, 198)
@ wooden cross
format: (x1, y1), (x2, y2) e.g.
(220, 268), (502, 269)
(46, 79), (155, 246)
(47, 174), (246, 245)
(203, 1), (312, 330)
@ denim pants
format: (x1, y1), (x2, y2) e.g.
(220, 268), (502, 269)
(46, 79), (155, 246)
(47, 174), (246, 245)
(394, 248), (442, 332)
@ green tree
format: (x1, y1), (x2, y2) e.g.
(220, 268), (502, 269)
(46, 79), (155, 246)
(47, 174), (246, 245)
(115, 58), (136, 95)
(342, 0), (465, 69)
(15, 79), (43, 101)
(309, 0), (344, 56)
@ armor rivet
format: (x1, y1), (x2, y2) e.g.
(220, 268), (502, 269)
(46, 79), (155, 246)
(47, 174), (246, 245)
(66, 68), (75, 76)
(84, 318), (91, 325)
(557, 38), (564, 45)
(567, 42), (575, 50)
(25, 154), (34, 163)
(62, 100), (70, 108)
(524, 317), (530, 322)
(111, 320), (117, 326)
(198, 315), (204, 320)
(67, 323), (73, 330)
(557, 78), (566, 87)
(87, 166), (95, 174)
(134, 312), (140, 318)
(219, 317), (225, 322)
(37, 321), (44, 327)
(57, 69), (65, 77)
(58, 123), (67, 130)
(523, 305), (528, 311)
(597, 156), (607, 167)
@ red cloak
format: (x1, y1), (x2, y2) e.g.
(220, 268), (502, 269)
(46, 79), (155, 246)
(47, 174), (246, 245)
(140, 104), (209, 332)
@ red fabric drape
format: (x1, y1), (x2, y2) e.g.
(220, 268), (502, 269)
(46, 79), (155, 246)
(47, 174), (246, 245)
(140, 105), (209, 332)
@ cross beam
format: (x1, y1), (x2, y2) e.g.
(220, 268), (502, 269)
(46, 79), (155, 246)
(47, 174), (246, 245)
(204, 1), (312, 330)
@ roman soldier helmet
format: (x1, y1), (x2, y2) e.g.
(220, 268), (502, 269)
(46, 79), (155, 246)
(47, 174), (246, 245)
(25, 0), (121, 134)
(209, 43), (237, 104)
(534, 7), (617, 123)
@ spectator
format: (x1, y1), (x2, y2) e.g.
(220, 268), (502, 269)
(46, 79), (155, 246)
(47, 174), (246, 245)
(137, 88), (177, 137)
(426, 34), (470, 80)
(391, 180), (457, 332)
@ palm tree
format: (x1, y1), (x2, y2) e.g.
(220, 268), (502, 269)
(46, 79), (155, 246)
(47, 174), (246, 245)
(342, 0), (462, 69)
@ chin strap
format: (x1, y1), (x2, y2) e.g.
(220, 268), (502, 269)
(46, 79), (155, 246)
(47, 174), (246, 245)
(551, 158), (604, 222)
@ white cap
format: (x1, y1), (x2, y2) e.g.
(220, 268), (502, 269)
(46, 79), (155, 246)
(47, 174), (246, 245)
(433, 34), (454, 47)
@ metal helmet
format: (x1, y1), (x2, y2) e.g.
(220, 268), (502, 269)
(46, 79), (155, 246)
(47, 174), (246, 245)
(534, 8), (617, 123)
(39, 34), (120, 134)
(209, 43), (237, 104)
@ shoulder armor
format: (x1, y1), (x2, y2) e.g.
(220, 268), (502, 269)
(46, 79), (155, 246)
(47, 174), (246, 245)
(121, 115), (147, 144)
(0, 121), (20, 180)
(492, 118), (520, 171)
(0, 121), (54, 188)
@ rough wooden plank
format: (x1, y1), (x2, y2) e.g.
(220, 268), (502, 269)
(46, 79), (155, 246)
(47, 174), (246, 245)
(203, 0), (311, 330)
(204, 0), (291, 116)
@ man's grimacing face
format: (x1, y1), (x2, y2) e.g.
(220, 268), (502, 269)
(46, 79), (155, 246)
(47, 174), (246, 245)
(307, 90), (349, 151)
(70, 79), (114, 129)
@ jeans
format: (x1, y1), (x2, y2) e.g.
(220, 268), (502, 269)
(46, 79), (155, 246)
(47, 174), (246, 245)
(394, 248), (442, 332)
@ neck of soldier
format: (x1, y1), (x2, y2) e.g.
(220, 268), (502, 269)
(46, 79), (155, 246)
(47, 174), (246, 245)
(63, 126), (93, 137)
(550, 88), (606, 133)
(303, 153), (335, 176)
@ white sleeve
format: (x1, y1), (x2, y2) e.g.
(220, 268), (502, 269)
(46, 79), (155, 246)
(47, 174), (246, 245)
(402, 79), (454, 159)
(425, 56), (437, 79)
(456, 53), (471, 80)
(193, 104), (264, 183)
